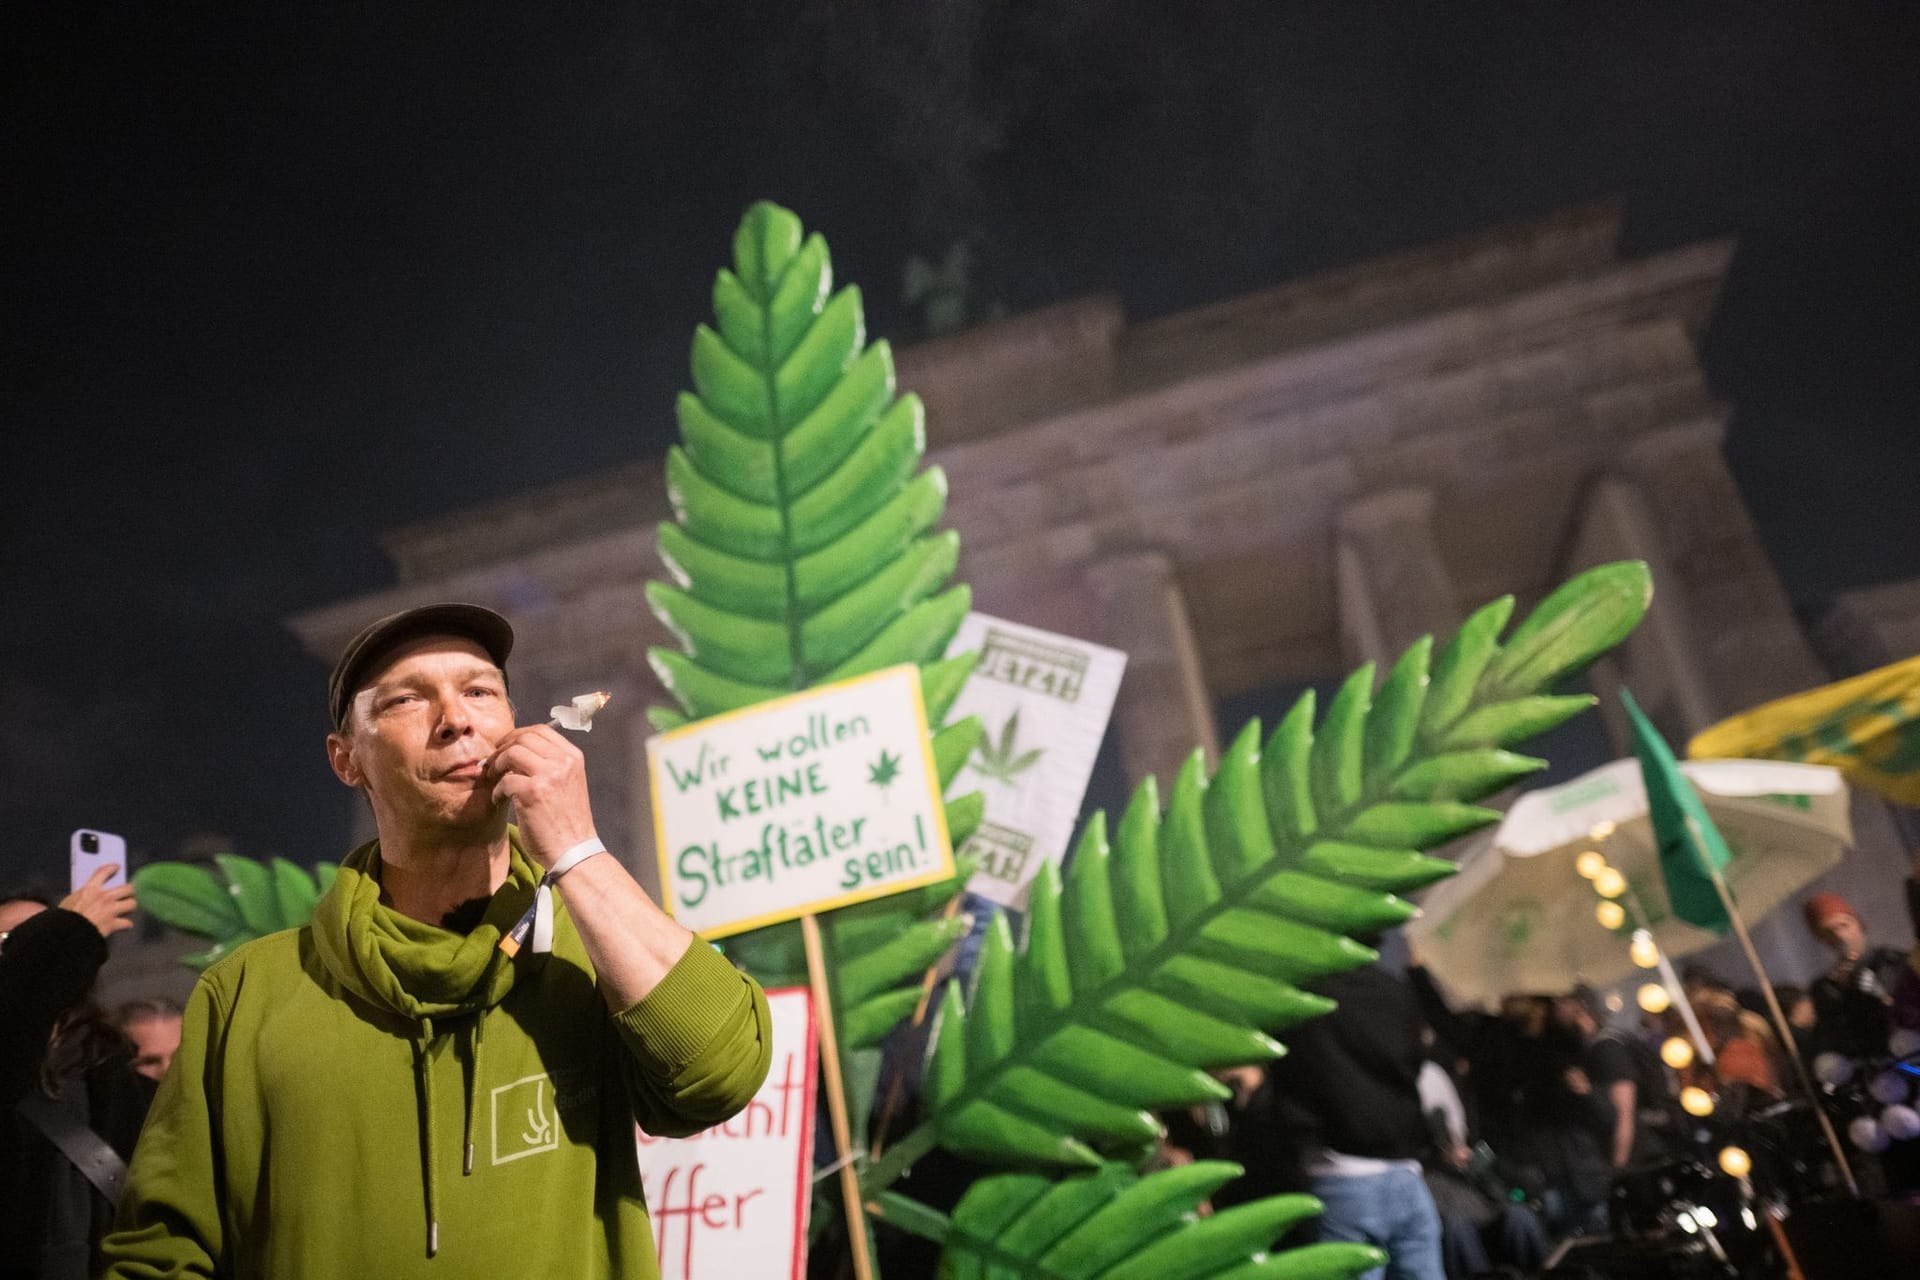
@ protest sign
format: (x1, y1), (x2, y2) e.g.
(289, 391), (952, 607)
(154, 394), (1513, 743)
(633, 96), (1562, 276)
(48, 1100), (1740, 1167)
(637, 985), (818, 1280)
(945, 614), (1125, 908)
(648, 665), (955, 938)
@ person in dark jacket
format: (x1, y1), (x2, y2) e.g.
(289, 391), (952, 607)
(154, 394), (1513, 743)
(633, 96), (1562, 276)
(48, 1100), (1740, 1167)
(1, 869), (149, 1280)
(1410, 957), (1612, 1237)
(1555, 987), (1677, 1172)
(1804, 891), (1906, 1059)
(1266, 960), (1445, 1280)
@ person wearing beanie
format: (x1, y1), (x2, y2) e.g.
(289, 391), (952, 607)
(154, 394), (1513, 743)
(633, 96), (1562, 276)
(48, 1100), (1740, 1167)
(1805, 890), (1907, 1059)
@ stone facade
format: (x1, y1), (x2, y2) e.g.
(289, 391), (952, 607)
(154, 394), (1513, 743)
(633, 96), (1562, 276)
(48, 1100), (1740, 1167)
(1820, 577), (1920, 677)
(289, 203), (1912, 982)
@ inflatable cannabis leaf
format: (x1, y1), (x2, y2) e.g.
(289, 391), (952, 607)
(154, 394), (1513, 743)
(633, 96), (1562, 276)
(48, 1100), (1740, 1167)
(644, 202), (989, 1156)
(645, 193), (987, 874)
(872, 1163), (1385, 1280)
(864, 564), (1651, 1194)
(133, 854), (337, 969)
(645, 198), (975, 733)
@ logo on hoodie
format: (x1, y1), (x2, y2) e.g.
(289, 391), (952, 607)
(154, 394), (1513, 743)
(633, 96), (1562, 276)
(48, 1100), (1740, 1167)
(491, 1073), (559, 1165)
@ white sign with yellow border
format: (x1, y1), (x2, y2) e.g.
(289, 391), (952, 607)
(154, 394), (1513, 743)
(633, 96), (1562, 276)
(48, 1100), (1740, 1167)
(648, 665), (954, 939)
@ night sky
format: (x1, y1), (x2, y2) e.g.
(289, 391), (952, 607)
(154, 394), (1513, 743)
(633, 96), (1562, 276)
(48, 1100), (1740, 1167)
(6, 3), (1918, 885)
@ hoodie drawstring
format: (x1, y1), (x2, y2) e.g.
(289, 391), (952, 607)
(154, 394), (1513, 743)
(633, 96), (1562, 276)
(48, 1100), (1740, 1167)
(413, 1015), (440, 1258)
(462, 1017), (484, 1177)
(413, 1015), (488, 1259)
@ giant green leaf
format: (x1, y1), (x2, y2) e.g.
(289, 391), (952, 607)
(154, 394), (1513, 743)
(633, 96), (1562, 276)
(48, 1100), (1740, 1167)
(132, 862), (246, 943)
(133, 854), (337, 970)
(871, 1162), (1384, 1280)
(646, 201), (988, 1147)
(214, 854), (279, 937)
(722, 853), (980, 1050)
(646, 200), (973, 722)
(269, 856), (321, 930)
(867, 562), (1652, 1178)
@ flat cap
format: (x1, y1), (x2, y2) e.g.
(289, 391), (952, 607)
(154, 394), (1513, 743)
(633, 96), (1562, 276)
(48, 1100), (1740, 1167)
(327, 603), (514, 729)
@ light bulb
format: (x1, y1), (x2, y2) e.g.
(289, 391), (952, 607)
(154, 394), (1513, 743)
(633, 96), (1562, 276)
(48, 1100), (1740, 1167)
(1594, 868), (1628, 899)
(1576, 851), (1607, 880)
(1591, 820), (1616, 841)
(1718, 1145), (1752, 1179)
(1882, 1105), (1920, 1142)
(1869, 1069), (1911, 1106)
(1661, 1036), (1695, 1069)
(1630, 934), (1660, 969)
(1849, 1115), (1890, 1153)
(1596, 900), (1626, 930)
(1680, 1086), (1715, 1117)
(1638, 983), (1671, 1014)
(1812, 1052), (1855, 1087)
(1604, 991), (1624, 1013)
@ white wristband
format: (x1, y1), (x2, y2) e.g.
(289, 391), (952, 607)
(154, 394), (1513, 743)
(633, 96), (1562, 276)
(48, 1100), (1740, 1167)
(500, 838), (609, 957)
(545, 837), (609, 883)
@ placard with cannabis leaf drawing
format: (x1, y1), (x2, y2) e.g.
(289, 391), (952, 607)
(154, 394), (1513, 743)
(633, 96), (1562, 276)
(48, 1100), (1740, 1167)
(647, 665), (955, 938)
(944, 613), (1126, 909)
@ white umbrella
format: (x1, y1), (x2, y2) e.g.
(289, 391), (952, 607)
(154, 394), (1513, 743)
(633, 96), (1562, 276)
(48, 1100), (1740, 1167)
(1408, 757), (1851, 1006)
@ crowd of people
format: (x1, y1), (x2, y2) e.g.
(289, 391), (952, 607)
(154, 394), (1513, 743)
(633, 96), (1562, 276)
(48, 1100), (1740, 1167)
(8, 847), (1919, 1279)
(7, 839), (1918, 1280)
(1158, 882), (1920, 1280)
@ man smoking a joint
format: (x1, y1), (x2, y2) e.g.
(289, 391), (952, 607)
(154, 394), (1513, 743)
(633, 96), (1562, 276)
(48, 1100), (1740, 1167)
(104, 604), (771, 1278)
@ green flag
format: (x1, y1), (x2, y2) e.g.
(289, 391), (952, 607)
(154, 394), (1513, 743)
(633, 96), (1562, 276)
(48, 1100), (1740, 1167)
(1623, 689), (1732, 933)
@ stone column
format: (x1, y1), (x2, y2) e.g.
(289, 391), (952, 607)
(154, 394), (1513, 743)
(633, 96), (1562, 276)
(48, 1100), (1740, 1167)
(1334, 488), (1460, 666)
(1612, 421), (1827, 717)
(1087, 550), (1220, 790)
(1565, 473), (1721, 749)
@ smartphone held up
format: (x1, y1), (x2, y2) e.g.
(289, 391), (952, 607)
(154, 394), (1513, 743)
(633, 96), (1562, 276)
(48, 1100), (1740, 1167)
(70, 828), (126, 894)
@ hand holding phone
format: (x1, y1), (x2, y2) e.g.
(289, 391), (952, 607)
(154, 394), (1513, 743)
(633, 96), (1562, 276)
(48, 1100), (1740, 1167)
(62, 866), (137, 939)
(71, 828), (126, 894)
(67, 829), (136, 939)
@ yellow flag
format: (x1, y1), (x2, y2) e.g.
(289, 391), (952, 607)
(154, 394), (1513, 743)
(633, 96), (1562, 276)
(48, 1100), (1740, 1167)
(1688, 654), (1920, 804)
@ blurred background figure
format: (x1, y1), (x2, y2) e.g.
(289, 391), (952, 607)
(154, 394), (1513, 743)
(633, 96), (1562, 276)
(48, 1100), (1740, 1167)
(1268, 954), (1446, 1280)
(1554, 986), (1679, 1173)
(1674, 968), (1785, 1107)
(1, 870), (151, 1280)
(1415, 1033), (1551, 1279)
(113, 997), (183, 1083)
(1411, 955), (1609, 1239)
(1803, 891), (1904, 1059)
(1152, 1063), (1275, 1212)
(1768, 983), (1817, 1065)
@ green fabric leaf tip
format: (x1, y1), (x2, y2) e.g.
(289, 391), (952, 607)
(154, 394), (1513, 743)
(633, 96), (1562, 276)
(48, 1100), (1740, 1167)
(646, 200), (970, 727)
(901, 563), (1652, 1175)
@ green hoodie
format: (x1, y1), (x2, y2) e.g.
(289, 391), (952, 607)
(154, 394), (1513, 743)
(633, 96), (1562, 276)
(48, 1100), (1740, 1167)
(103, 833), (771, 1278)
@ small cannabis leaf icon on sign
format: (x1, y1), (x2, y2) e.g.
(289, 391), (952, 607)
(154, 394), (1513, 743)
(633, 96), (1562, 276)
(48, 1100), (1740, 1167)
(969, 710), (1045, 785)
(867, 749), (902, 796)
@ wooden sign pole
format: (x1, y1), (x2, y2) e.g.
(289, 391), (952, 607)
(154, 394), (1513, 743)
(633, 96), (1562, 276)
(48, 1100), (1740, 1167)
(802, 912), (876, 1280)
(869, 897), (965, 1157)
